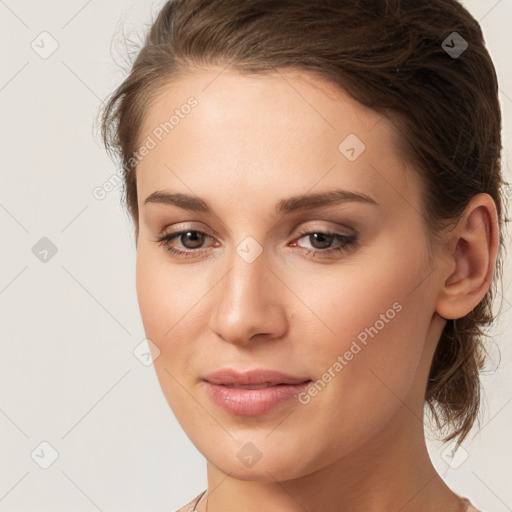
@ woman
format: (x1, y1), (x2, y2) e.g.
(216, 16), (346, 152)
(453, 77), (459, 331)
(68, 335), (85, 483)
(100, 0), (506, 510)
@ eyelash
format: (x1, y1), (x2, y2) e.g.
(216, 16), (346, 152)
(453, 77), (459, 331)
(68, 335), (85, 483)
(154, 226), (357, 260)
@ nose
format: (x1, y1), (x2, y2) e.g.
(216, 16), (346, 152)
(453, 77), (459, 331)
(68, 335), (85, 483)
(208, 249), (289, 347)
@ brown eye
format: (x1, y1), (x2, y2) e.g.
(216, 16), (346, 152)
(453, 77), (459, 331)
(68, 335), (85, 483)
(293, 229), (357, 257)
(307, 232), (335, 249)
(154, 228), (216, 259)
(178, 231), (207, 249)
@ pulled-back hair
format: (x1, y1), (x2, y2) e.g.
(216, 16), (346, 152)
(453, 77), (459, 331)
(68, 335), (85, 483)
(100, 0), (507, 445)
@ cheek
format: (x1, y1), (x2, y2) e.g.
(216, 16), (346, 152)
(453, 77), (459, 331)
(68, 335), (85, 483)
(296, 235), (433, 403)
(135, 249), (207, 421)
(135, 248), (204, 391)
(301, 242), (429, 355)
(136, 247), (204, 339)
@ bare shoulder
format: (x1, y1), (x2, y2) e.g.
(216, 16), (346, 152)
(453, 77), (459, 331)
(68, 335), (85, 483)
(461, 497), (483, 512)
(173, 491), (205, 512)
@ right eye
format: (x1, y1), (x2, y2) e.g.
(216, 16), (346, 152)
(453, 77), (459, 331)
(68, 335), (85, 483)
(154, 230), (216, 258)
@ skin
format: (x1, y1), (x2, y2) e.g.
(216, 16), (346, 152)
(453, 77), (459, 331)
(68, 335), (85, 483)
(133, 66), (498, 512)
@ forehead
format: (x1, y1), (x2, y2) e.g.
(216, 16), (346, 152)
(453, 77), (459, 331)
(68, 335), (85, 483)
(136, 66), (417, 214)
(140, 66), (386, 143)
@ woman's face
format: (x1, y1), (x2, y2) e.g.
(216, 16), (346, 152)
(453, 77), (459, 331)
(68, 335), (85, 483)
(135, 66), (446, 481)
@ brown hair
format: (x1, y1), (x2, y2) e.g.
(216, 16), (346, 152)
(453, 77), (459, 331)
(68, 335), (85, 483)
(99, 0), (507, 444)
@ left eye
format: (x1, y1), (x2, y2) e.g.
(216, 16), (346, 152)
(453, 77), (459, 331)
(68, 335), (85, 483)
(296, 231), (344, 250)
(292, 230), (356, 255)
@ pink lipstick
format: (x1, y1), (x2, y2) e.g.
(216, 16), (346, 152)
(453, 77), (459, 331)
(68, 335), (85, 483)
(203, 369), (311, 415)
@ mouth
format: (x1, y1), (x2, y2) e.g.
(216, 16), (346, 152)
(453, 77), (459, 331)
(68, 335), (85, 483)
(202, 368), (312, 415)
(203, 368), (311, 386)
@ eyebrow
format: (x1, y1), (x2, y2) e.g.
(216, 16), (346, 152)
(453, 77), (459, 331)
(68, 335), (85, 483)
(143, 189), (378, 215)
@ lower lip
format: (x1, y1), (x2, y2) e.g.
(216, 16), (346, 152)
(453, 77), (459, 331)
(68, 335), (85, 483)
(203, 381), (311, 415)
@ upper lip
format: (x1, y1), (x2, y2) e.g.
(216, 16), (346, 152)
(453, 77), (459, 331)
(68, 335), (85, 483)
(203, 368), (311, 386)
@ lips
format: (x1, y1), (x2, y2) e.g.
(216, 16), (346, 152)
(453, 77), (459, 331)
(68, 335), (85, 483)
(203, 368), (310, 387)
(202, 368), (312, 415)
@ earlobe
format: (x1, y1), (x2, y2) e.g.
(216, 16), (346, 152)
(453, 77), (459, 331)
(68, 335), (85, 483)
(435, 193), (499, 320)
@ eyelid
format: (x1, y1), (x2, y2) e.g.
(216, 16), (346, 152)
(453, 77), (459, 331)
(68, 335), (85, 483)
(294, 221), (355, 234)
(157, 221), (355, 243)
(158, 222), (216, 238)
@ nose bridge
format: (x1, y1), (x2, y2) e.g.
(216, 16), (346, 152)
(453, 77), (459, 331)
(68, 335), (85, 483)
(233, 243), (269, 300)
(220, 246), (270, 320)
(209, 241), (287, 344)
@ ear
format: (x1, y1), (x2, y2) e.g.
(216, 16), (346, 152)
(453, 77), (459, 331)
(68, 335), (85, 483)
(435, 193), (499, 320)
